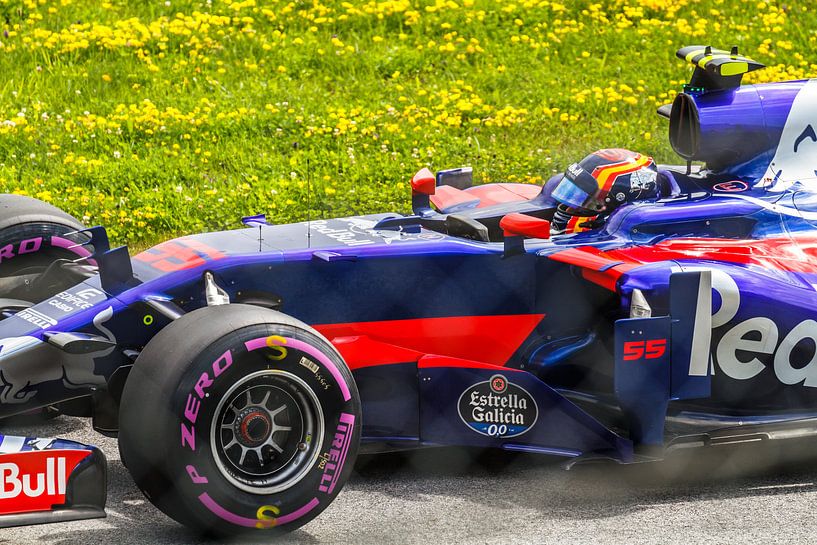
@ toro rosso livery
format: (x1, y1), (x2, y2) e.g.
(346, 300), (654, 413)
(2, 46), (817, 535)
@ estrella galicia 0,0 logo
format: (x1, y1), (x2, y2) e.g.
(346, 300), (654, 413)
(457, 374), (538, 438)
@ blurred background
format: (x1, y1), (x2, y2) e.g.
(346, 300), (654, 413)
(0, 0), (812, 246)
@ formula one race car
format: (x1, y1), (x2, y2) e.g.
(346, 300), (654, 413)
(2, 45), (817, 535)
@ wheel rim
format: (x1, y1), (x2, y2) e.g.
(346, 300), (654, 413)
(210, 370), (324, 494)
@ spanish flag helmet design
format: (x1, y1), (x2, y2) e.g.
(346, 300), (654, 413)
(551, 149), (658, 234)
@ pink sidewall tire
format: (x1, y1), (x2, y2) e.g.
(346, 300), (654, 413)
(118, 304), (362, 536)
(0, 194), (90, 303)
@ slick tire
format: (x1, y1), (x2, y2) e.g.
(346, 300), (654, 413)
(118, 304), (362, 536)
(0, 194), (88, 303)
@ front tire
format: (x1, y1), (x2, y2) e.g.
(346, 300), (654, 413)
(118, 304), (361, 536)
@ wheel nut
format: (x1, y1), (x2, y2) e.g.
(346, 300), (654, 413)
(297, 442), (308, 452)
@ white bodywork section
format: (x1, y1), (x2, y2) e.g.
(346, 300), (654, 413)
(760, 78), (817, 191)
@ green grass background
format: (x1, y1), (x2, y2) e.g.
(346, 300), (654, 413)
(0, 0), (814, 247)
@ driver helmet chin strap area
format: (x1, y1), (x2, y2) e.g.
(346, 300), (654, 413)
(550, 205), (600, 235)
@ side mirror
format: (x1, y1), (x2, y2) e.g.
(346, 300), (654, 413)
(411, 167), (436, 216)
(436, 167), (473, 189)
(499, 213), (550, 256)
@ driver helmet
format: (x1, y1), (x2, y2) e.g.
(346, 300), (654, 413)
(551, 149), (658, 234)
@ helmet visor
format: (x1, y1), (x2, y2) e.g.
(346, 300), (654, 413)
(552, 175), (597, 209)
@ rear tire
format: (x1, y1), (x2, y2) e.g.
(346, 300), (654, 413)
(0, 194), (89, 304)
(118, 304), (361, 536)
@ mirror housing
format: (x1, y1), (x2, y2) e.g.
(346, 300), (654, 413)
(410, 167), (436, 216)
(499, 213), (550, 256)
(436, 167), (473, 190)
(500, 213), (551, 238)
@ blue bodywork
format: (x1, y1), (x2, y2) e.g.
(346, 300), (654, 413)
(4, 50), (817, 466)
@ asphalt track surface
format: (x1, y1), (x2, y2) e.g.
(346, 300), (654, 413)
(4, 416), (817, 544)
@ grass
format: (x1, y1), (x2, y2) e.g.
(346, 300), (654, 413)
(0, 0), (814, 247)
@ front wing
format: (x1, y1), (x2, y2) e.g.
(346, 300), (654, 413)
(0, 434), (107, 528)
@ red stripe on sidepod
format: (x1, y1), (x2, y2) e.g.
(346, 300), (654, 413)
(549, 247), (640, 291)
(315, 314), (545, 370)
(606, 236), (817, 273)
(549, 235), (817, 292)
(328, 336), (425, 370)
(579, 236), (817, 274)
(417, 354), (524, 371)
